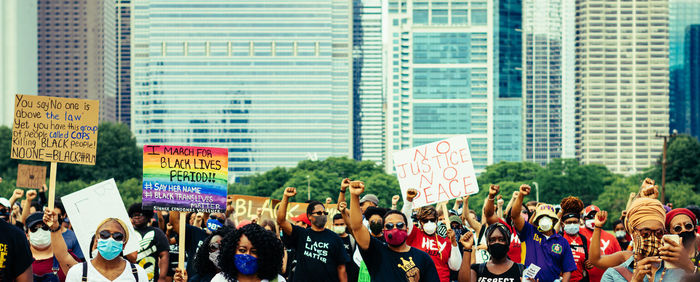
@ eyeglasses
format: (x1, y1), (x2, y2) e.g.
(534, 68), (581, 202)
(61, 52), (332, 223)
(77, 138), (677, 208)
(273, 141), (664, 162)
(131, 212), (144, 218)
(420, 219), (436, 224)
(98, 230), (125, 242)
(672, 223), (695, 233)
(384, 222), (407, 230)
(310, 211), (328, 216)
(635, 228), (664, 239)
(209, 243), (220, 252)
(30, 224), (49, 233)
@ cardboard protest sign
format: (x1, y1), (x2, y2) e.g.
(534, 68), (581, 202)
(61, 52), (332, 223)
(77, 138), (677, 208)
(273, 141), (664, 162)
(16, 164), (46, 189)
(393, 135), (479, 208)
(11, 94), (99, 165)
(143, 145), (228, 213)
(229, 195), (280, 221)
(61, 179), (139, 256)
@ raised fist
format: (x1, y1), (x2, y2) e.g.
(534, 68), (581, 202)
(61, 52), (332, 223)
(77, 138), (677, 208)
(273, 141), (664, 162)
(595, 210), (608, 227)
(26, 190), (37, 200)
(406, 188), (418, 202)
(338, 201), (347, 213)
(497, 195), (504, 206)
(284, 187), (297, 198)
(326, 198), (333, 204)
(519, 184), (531, 196)
(392, 195), (400, 205)
(349, 181), (365, 196)
(12, 189), (24, 199)
(341, 178), (351, 191)
(459, 231), (474, 250)
(488, 184), (500, 198)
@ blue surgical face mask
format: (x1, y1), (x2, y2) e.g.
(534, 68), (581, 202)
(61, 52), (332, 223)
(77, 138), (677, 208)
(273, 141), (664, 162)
(97, 238), (124, 260)
(234, 254), (259, 275)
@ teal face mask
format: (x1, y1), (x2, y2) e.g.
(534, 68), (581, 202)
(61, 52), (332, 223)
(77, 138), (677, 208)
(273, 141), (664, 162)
(97, 238), (124, 260)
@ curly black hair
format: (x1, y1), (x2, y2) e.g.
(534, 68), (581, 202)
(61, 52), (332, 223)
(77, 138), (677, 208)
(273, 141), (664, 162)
(219, 223), (284, 280)
(194, 225), (235, 276)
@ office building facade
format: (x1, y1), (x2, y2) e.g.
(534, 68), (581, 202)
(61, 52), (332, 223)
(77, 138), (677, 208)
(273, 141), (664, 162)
(131, 0), (353, 179)
(687, 25), (700, 138)
(669, 0), (700, 137)
(116, 0), (131, 126)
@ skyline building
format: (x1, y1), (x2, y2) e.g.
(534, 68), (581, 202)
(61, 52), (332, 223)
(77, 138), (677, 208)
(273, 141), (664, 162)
(116, 0), (132, 126)
(668, 0), (700, 138)
(687, 25), (700, 138)
(1, 0), (37, 127)
(37, 0), (116, 121)
(575, 0), (669, 174)
(353, 0), (385, 163)
(382, 0), (493, 172)
(131, 0), (353, 180)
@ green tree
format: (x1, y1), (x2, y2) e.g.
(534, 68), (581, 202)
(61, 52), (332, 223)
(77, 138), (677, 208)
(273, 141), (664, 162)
(592, 176), (639, 228)
(535, 159), (615, 205)
(646, 135), (700, 194)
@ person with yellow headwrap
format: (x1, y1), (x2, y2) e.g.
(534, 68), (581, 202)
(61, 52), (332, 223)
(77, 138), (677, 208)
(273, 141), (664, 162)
(43, 209), (149, 281)
(599, 197), (692, 282)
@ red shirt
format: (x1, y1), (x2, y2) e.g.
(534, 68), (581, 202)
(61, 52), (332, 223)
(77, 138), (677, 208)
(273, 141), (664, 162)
(33, 257), (66, 282)
(579, 227), (622, 282)
(406, 228), (452, 282)
(563, 233), (588, 282)
(497, 219), (522, 263)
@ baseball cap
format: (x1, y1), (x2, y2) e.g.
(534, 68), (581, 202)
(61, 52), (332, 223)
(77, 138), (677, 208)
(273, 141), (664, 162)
(582, 205), (600, 218)
(26, 212), (45, 230)
(291, 213), (311, 226)
(0, 197), (10, 209)
(449, 215), (462, 225)
(360, 194), (379, 206)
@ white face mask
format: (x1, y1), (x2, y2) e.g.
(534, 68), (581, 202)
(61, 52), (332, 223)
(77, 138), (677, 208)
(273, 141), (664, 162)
(332, 226), (346, 235)
(423, 221), (437, 235)
(29, 228), (51, 248)
(538, 217), (553, 233)
(209, 250), (220, 267)
(615, 230), (626, 238)
(564, 224), (579, 235)
(362, 219), (370, 230)
(585, 219), (595, 230)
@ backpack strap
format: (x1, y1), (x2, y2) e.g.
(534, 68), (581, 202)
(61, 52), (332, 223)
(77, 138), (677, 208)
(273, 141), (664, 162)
(614, 266), (633, 281)
(130, 263), (138, 281)
(577, 233), (589, 261)
(82, 262), (88, 282)
(476, 225), (487, 245)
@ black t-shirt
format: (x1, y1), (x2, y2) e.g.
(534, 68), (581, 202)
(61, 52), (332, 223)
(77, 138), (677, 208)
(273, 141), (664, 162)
(0, 219), (33, 281)
(340, 235), (359, 282)
(134, 226), (170, 282)
(288, 225), (349, 282)
(359, 236), (439, 282)
(166, 225), (209, 276)
(470, 262), (523, 282)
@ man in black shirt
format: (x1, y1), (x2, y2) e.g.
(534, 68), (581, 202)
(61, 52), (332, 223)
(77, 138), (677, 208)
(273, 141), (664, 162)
(277, 187), (349, 282)
(128, 203), (170, 282)
(348, 181), (439, 282)
(0, 218), (33, 282)
(332, 213), (359, 282)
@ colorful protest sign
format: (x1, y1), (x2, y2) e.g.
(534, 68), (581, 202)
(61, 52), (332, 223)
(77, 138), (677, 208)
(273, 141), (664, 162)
(393, 135), (479, 208)
(61, 179), (139, 256)
(142, 145), (228, 213)
(11, 94), (99, 165)
(16, 164), (46, 189)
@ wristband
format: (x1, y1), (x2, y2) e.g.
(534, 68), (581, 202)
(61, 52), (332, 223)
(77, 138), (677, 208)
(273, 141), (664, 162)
(50, 226), (61, 233)
(463, 248), (473, 252)
(594, 225), (603, 229)
(340, 189), (346, 193)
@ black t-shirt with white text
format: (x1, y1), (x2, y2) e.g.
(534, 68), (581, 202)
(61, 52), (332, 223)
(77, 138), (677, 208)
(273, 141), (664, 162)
(288, 225), (349, 282)
(0, 219), (33, 281)
(359, 236), (439, 282)
(470, 262), (523, 282)
(134, 226), (170, 282)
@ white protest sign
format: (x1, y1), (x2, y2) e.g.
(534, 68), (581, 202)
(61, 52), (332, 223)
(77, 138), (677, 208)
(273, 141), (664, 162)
(523, 264), (541, 279)
(61, 179), (139, 256)
(393, 135), (478, 208)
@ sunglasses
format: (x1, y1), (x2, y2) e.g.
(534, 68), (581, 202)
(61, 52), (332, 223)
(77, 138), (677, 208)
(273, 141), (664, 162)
(384, 222), (407, 230)
(672, 223), (695, 233)
(310, 211), (328, 216)
(635, 228), (664, 239)
(420, 219), (436, 223)
(209, 243), (220, 253)
(99, 230), (125, 242)
(131, 212), (144, 218)
(30, 224), (49, 233)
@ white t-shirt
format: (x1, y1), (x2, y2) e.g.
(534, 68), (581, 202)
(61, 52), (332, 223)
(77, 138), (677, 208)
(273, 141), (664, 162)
(211, 272), (286, 282)
(65, 260), (148, 282)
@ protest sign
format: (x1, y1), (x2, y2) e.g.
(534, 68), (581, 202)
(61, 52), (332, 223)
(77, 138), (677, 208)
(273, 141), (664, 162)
(61, 179), (139, 256)
(16, 164), (46, 189)
(393, 135), (479, 208)
(142, 145), (228, 213)
(229, 195), (280, 221)
(11, 94), (99, 165)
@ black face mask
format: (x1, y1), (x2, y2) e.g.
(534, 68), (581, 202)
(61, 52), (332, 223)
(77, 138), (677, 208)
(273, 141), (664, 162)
(487, 243), (509, 260)
(369, 221), (383, 235)
(680, 231), (696, 248)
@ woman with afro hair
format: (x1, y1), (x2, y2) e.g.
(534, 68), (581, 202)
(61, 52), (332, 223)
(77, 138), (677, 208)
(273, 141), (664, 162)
(212, 223), (285, 282)
(190, 225), (235, 281)
(559, 196), (591, 282)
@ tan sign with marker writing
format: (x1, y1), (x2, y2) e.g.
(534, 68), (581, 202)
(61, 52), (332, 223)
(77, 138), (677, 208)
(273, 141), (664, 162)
(16, 164), (47, 189)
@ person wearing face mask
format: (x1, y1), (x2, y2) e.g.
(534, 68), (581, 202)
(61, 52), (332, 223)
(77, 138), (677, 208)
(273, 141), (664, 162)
(364, 207), (387, 243)
(579, 205), (622, 282)
(191, 225), (234, 282)
(331, 213), (359, 282)
(348, 182), (439, 282)
(457, 223), (525, 282)
(665, 208), (700, 270)
(25, 212), (77, 282)
(212, 223), (285, 282)
(276, 187), (349, 282)
(511, 184), (576, 282)
(560, 197), (592, 282)
(600, 198), (691, 281)
(611, 220), (631, 251)
(483, 185), (523, 265)
(404, 193), (462, 282)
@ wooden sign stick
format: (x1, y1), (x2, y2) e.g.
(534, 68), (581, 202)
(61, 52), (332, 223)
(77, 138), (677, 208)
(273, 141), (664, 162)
(439, 201), (451, 231)
(48, 162), (57, 210)
(179, 211), (187, 268)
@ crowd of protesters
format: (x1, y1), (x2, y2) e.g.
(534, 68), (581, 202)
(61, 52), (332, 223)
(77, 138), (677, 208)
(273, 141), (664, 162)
(1, 177), (699, 282)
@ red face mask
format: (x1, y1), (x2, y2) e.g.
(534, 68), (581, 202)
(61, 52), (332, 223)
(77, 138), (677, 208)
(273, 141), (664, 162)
(384, 228), (408, 247)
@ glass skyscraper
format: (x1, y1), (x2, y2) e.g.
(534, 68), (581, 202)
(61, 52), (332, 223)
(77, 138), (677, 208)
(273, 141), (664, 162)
(353, 0), (385, 163)
(131, 0), (353, 180)
(383, 0), (492, 172)
(687, 25), (700, 138)
(669, 0), (700, 137)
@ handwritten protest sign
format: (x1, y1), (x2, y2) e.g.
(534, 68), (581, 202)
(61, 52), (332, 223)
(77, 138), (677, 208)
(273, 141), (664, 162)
(227, 194), (339, 227)
(393, 135), (478, 208)
(16, 164), (46, 189)
(61, 179), (139, 256)
(11, 94), (99, 165)
(143, 145), (228, 213)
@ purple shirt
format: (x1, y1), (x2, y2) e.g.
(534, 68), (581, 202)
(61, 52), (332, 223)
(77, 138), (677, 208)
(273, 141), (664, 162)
(518, 221), (577, 281)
